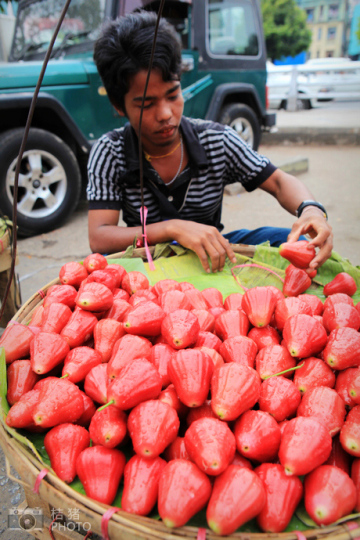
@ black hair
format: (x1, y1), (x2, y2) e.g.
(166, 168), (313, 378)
(93, 10), (182, 112)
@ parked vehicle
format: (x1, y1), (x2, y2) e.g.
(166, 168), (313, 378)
(267, 59), (360, 110)
(0, 0), (275, 237)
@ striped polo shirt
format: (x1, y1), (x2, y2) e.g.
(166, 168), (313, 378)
(86, 116), (276, 231)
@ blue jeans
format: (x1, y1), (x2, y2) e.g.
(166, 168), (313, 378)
(223, 226), (294, 247)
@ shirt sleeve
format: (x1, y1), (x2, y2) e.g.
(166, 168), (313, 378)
(222, 126), (277, 192)
(86, 134), (124, 210)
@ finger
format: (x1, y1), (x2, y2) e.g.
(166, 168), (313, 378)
(309, 237), (333, 268)
(192, 244), (211, 273)
(222, 238), (237, 265)
(202, 237), (226, 273)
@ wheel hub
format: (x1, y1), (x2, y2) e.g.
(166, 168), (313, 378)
(32, 179), (41, 188)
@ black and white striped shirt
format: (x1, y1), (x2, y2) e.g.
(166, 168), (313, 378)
(87, 117), (276, 231)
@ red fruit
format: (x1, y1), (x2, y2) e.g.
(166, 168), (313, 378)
(211, 363), (261, 421)
(106, 263), (127, 288)
(84, 363), (109, 405)
(279, 240), (316, 269)
(255, 344), (296, 379)
(107, 357), (162, 410)
(259, 376), (301, 422)
(161, 309), (200, 349)
(234, 409), (281, 462)
(335, 368), (359, 408)
(0, 323), (34, 364)
(149, 343), (174, 388)
(158, 384), (188, 418)
(340, 405), (360, 457)
(324, 272), (357, 297)
(278, 416), (332, 476)
(183, 288), (208, 310)
(186, 399), (217, 426)
(41, 302), (72, 334)
(323, 302), (360, 332)
(214, 309), (249, 340)
(323, 327), (360, 369)
(242, 286), (277, 328)
(255, 463), (303, 533)
(93, 319), (125, 363)
(158, 459), (212, 528)
(195, 330), (222, 351)
(297, 386), (346, 436)
(224, 292), (244, 311)
(325, 435), (351, 475)
(44, 423), (90, 483)
(191, 309), (215, 332)
(194, 346), (224, 370)
(29, 305), (44, 327)
(168, 349), (213, 408)
(231, 452), (253, 469)
(107, 334), (152, 380)
(75, 391), (97, 427)
(123, 301), (165, 337)
(178, 281), (195, 292)
(128, 290), (158, 307)
(152, 279), (180, 296)
(6, 360), (40, 406)
(60, 309), (98, 349)
(293, 357), (336, 395)
(62, 346), (102, 383)
(247, 325), (280, 350)
(324, 292), (354, 310)
(86, 268), (117, 292)
(33, 377), (84, 428)
(298, 293), (324, 316)
(201, 287), (223, 308)
(76, 446), (126, 505)
(103, 298), (131, 322)
(43, 284), (77, 309)
(304, 465), (357, 526)
(206, 466), (266, 535)
(351, 459), (360, 511)
(163, 437), (190, 461)
(83, 252), (108, 273)
(59, 261), (88, 288)
(6, 388), (40, 429)
(159, 289), (192, 313)
(122, 455), (167, 515)
(348, 367), (360, 404)
(89, 405), (127, 448)
(184, 417), (236, 475)
(122, 271), (149, 295)
(30, 331), (70, 374)
(75, 282), (113, 312)
(128, 400), (180, 458)
(283, 264), (312, 297)
(274, 296), (312, 331)
(219, 335), (258, 368)
(283, 313), (328, 358)
(113, 288), (130, 301)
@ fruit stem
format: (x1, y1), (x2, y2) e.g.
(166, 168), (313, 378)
(60, 374), (69, 379)
(97, 400), (115, 412)
(263, 363), (305, 379)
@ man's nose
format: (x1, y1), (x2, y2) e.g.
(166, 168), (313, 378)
(155, 100), (172, 122)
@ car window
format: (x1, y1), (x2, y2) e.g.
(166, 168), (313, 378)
(207, 0), (259, 57)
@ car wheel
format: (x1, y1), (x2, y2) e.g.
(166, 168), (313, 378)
(218, 104), (261, 151)
(0, 128), (82, 237)
(284, 96), (312, 110)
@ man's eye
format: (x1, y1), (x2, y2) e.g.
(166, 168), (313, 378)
(169, 93), (180, 101)
(140, 102), (153, 109)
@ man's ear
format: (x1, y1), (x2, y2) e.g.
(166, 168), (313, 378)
(115, 106), (126, 117)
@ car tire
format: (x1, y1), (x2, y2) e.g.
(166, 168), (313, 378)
(0, 128), (82, 237)
(218, 104), (261, 151)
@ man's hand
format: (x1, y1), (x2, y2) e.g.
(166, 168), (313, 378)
(168, 220), (237, 273)
(287, 207), (333, 269)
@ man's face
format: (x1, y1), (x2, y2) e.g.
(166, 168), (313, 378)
(118, 68), (184, 155)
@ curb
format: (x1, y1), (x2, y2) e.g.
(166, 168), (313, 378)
(262, 127), (360, 146)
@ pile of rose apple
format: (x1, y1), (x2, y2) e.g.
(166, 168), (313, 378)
(1, 240), (360, 535)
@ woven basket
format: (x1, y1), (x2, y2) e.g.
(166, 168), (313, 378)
(1, 245), (360, 540)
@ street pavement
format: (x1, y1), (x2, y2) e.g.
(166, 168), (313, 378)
(1, 99), (360, 540)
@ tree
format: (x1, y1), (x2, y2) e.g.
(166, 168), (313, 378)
(261, 0), (312, 61)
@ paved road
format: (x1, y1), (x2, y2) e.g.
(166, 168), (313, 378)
(1, 101), (360, 539)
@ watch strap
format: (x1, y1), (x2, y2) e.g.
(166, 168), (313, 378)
(296, 200), (328, 220)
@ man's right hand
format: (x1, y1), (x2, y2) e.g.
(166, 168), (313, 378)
(167, 220), (237, 273)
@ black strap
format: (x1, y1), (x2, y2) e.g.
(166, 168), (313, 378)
(146, 179), (183, 220)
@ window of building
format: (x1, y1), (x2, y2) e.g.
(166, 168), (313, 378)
(326, 50), (334, 57)
(306, 8), (314, 21)
(328, 4), (339, 20)
(327, 27), (336, 40)
(319, 5), (324, 20)
(318, 27), (322, 40)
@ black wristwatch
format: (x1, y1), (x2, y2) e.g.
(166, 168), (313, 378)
(296, 200), (328, 220)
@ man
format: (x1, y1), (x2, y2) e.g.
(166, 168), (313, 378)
(87, 11), (332, 274)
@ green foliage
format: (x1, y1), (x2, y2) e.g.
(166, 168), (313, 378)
(261, 0), (312, 60)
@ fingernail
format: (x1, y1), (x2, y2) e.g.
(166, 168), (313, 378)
(206, 269), (211, 274)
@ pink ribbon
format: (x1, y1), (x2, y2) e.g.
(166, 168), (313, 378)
(32, 468), (48, 494)
(197, 528), (207, 540)
(0, 238), (4, 253)
(37, 289), (46, 299)
(101, 507), (119, 540)
(139, 206), (155, 271)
